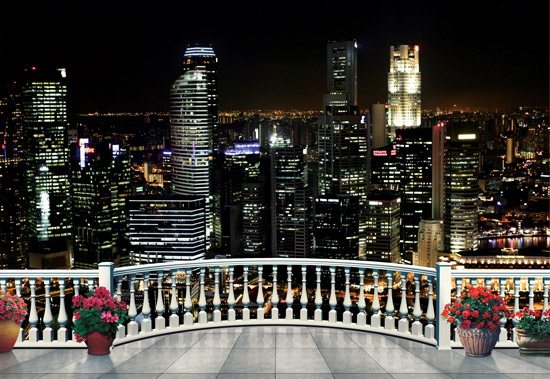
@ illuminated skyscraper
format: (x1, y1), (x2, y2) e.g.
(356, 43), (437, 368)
(324, 40), (357, 113)
(364, 192), (401, 262)
(388, 45), (421, 138)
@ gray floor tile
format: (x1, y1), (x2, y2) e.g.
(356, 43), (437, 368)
(276, 374), (334, 379)
(41, 375), (102, 379)
(192, 332), (240, 348)
(242, 326), (278, 334)
(364, 348), (443, 374)
(346, 332), (403, 349)
(311, 330), (361, 348)
(495, 349), (550, 370)
(275, 326), (310, 334)
(53, 349), (142, 374)
(446, 375), (514, 379)
(234, 332), (276, 348)
(163, 348), (232, 373)
(0, 374), (45, 379)
(453, 349), (550, 373)
(4, 349), (88, 373)
(391, 375), (453, 379)
(333, 375), (394, 379)
(148, 331), (207, 349)
(502, 375), (550, 379)
(320, 348), (386, 373)
(220, 348), (275, 373)
(406, 348), (500, 374)
(158, 375), (217, 379)
(218, 374), (276, 379)
(107, 348), (188, 373)
(276, 333), (317, 348)
(99, 375), (160, 379)
(276, 348), (331, 373)
(0, 349), (55, 370)
(113, 337), (162, 349)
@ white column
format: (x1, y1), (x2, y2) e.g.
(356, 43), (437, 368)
(411, 275), (422, 336)
(142, 273), (152, 333)
(42, 279), (53, 342)
(227, 267), (236, 322)
(314, 266), (323, 322)
(512, 278), (521, 341)
(300, 266), (308, 321)
(57, 279), (68, 342)
(343, 267), (352, 324)
(384, 272), (395, 331)
(155, 272), (165, 331)
(499, 278), (508, 343)
(98, 262), (114, 295)
(485, 278), (492, 290)
(328, 267), (337, 323)
(15, 279), (24, 342)
(425, 278), (435, 340)
(213, 268), (222, 323)
(398, 275), (409, 333)
(128, 275), (139, 335)
(357, 269), (367, 326)
(271, 266), (279, 320)
(257, 266), (265, 321)
(456, 278), (462, 300)
(529, 279), (535, 310)
(0, 279), (5, 293)
(73, 279), (80, 326)
(285, 265), (293, 320)
(435, 262), (452, 350)
(242, 266), (250, 321)
(116, 279), (122, 302)
(184, 269), (193, 325)
(87, 278), (94, 293)
(370, 270), (380, 327)
(198, 268), (207, 324)
(471, 277), (478, 288)
(28, 279), (39, 342)
(544, 280), (549, 312)
(169, 271), (180, 328)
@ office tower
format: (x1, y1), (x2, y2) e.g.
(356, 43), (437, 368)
(444, 122), (480, 253)
(371, 103), (387, 148)
(170, 45), (217, 247)
(364, 192), (401, 262)
(241, 180), (268, 256)
(21, 66), (71, 268)
(417, 219), (444, 267)
(71, 139), (131, 269)
(271, 146), (313, 258)
(388, 45), (421, 139)
(128, 195), (206, 263)
(0, 87), (27, 268)
(161, 149), (172, 193)
(324, 40), (357, 113)
(432, 122), (446, 220)
(396, 128), (432, 263)
(371, 144), (400, 191)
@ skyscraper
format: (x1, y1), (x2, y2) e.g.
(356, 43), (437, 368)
(364, 192), (401, 262)
(388, 45), (421, 138)
(324, 40), (358, 113)
(21, 66), (71, 267)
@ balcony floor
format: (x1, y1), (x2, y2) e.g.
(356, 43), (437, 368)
(1, 326), (549, 378)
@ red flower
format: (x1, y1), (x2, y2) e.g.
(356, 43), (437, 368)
(448, 316), (455, 324)
(476, 322), (485, 329)
(462, 320), (471, 329)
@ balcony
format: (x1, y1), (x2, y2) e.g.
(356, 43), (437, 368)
(1, 258), (549, 376)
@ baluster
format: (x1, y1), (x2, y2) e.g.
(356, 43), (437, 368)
(87, 277), (94, 293)
(29, 279), (38, 342)
(384, 272), (395, 331)
(370, 270), (381, 327)
(115, 276), (125, 339)
(328, 267), (337, 323)
(398, 275), (409, 333)
(314, 266), (322, 322)
(242, 266), (250, 321)
(169, 271), (179, 328)
(257, 266), (265, 321)
(155, 272), (165, 330)
(227, 267), (236, 322)
(300, 266), (308, 321)
(456, 278), (463, 300)
(271, 266), (279, 320)
(357, 269), (367, 326)
(57, 279), (68, 342)
(425, 277), (435, 340)
(128, 274), (138, 335)
(512, 278), (521, 341)
(544, 280), (549, 312)
(528, 279), (535, 310)
(498, 278), (508, 343)
(142, 273), (152, 333)
(116, 278), (122, 302)
(198, 268), (207, 324)
(471, 277), (478, 288)
(213, 268), (222, 323)
(411, 275), (422, 336)
(285, 265), (293, 320)
(15, 279), (23, 342)
(485, 278), (492, 290)
(343, 267), (352, 324)
(184, 269), (194, 325)
(42, 279), (53, 342)
(73, 279), (80, 325)
(0, 279), (5, 293)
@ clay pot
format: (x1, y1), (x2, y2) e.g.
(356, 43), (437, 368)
(516, 329), (550, 355)
(85, 331), (114, 355)
(456, 326), (500, 357)
(0, 320), (20, 353)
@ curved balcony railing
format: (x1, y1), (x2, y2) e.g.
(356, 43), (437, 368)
(0, 260), (548, 349)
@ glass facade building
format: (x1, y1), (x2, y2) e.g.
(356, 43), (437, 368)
(364, 192), (401, 262)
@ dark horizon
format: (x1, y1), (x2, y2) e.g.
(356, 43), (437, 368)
(0, 0), (548, 113)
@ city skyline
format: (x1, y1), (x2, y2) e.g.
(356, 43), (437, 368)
(0, 0), (548, 113)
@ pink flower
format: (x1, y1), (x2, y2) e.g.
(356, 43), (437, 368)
(100, 311), (118, 324)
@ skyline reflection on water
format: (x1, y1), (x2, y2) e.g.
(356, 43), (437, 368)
(479, 236), (550, 250)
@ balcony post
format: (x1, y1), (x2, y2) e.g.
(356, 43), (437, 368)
(384, 272), (395, 331)
(271, 266), (279, 320)
(285, 265), (293, 320)
(242, 266), (250, 321)
(213, 268), (222, 323)
(257, 266), (265, 320)
(314, 266), (323, 322)
(328, 267), (337, 323)
(435, 262), (452, 350)
(128, 274), (139, 335)
(169, 270), (180, 328)
(142, 273), (152, 333)
(300, 266), (308, 321)
(343, 267), (352, 324)
(357, 268), (367, 326)
(370, 270), (380, 327)
(98, 262), (114, 296)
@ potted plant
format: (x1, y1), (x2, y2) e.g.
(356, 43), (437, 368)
(514, 307), (550, 354)
(72, 286), (128, 355)
(442, 285), (511, 356)
(0, 291), (27, 353)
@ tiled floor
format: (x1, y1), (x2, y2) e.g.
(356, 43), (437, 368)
(1, 326), (549, 378)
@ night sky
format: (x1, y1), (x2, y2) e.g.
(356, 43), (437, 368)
(1, 0), (548, 113)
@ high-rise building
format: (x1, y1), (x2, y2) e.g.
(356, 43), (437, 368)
(21, 66), (71, 268)
(388, 45), (421, 138)
(364, 192), (401, 262)
(324, 40), (357, 113)
(241, 180), (268, 256)
(371, 103), (387, 149)
(128, 195), (206, 263)
(371, 144), (400, 191)
(444, 122), (480, 253)
(71, 139), (131, 269)
(417, 219), (444, 267)
(271, 146), (313, 258)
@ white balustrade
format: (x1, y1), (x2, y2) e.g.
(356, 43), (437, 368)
(256, 266), (264, 320)
(169, 270), (179, 328)
(411, 275), (422, 336)
(57, 279), (68, 342)
(242, 266), (250, 321)
(15, 279), (23, 342)
(128, 275), (138, 335)
(213, 268), (222, 323)
(529, 279), (535, 310)
(300, 266), (308, 321)
(425, 278), (435, 340)
(42, 279), (53, 342)
(227, 267), (236, 322)
(142, 273), (152, 332)
(370, 270), (380, 327)
(328, 267), (337, 323)
(398, 275), (409, 333)
(184, 269), (193, 325)
(343, 267), (352, 324)
(357, 269), (367, 326)
(155, 272), (165, 331)
(198, 268), (207, 324)
(385, 272), (395, 331)
(314, 266), (322, 322)
(271, 266), (279, 320)
(544, 280), (549, 311)
(285, 265), (293, 320)
(28, 279), (38, 342)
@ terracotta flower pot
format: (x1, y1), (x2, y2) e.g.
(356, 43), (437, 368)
(456, 326), (500, 357)
(0, 320), (20, 353)
(516, 329), (550, 355)
(85, 331), (114, 355)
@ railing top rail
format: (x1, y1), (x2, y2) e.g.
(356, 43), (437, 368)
(451, 269), (550, 279)
(113, 258), (437, 277)
(0, 269), (99, 280)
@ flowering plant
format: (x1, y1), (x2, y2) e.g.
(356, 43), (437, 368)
(442, 286), (511, 331)
(0, 291), (28, 324)
(72, 286), (128, 342)
(515, 307), (550, 336)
